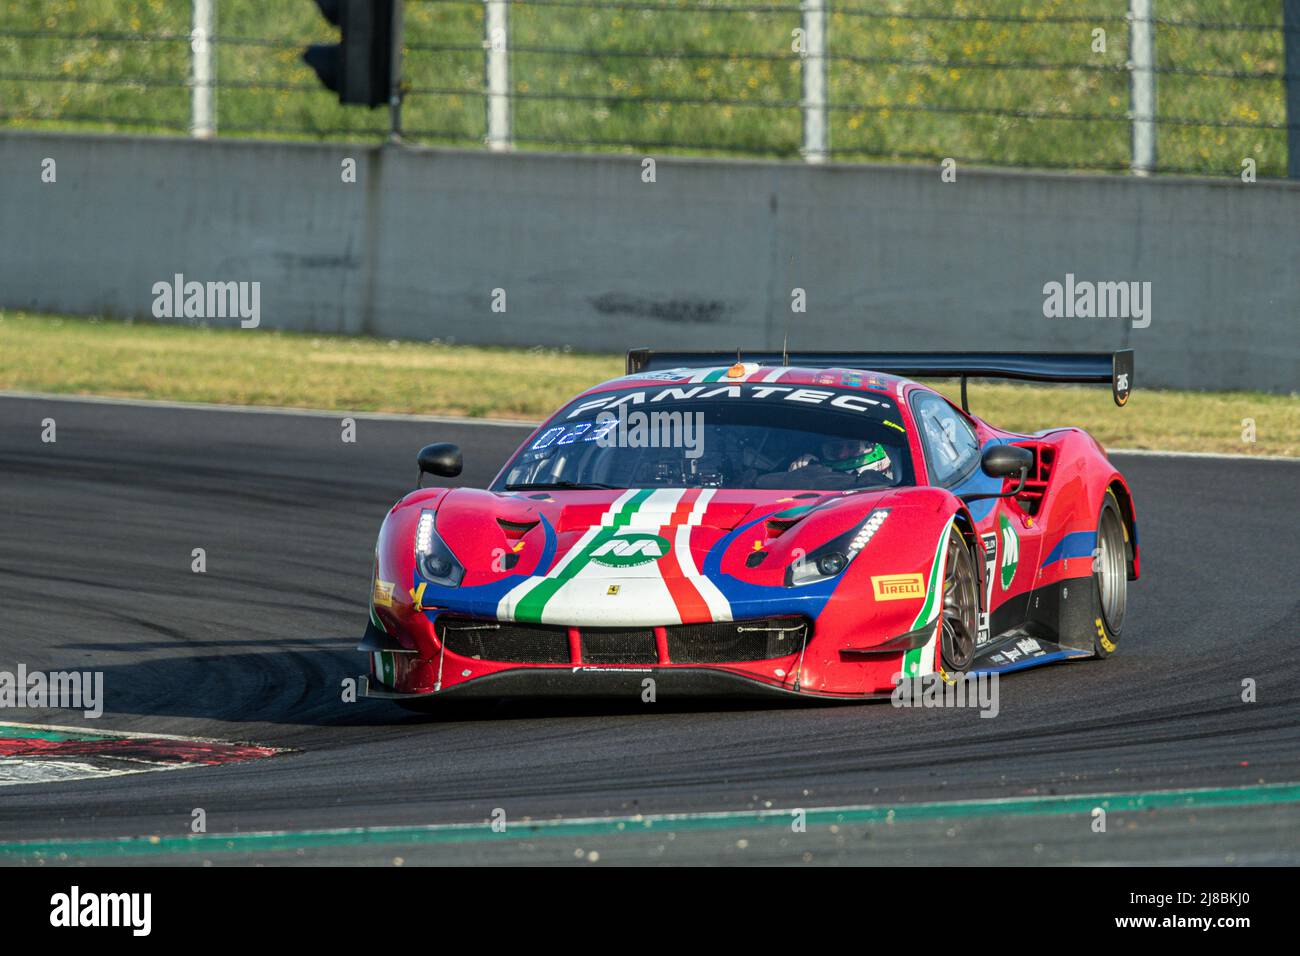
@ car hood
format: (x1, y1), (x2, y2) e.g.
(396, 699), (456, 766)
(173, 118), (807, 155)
(425, 486), (905, 626)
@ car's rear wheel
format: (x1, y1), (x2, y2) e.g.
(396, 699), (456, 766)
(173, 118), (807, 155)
(1091, 490), (1128, 657)
(939, 531), (979, 672)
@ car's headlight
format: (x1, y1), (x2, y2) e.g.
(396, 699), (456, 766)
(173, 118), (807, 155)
(415, 510), (465, 587)
(785, 508), (889, 587)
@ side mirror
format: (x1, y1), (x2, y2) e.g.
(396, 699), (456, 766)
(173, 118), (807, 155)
(417, 443), (463, 485)
(980, 444), (1033, 480)
(960, 444), (1034, 503)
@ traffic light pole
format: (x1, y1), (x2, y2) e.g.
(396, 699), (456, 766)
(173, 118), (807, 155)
(388, 0), (404, 143)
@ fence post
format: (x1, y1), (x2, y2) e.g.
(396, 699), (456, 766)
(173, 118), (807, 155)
(191, 0), (216, 138)
(1286, 0), (1300, 177)
(389, 0), (404, 143)
(484, 0), (511, 150)
(802, 0), (827, 162)
(1128, 0), (1156, 174)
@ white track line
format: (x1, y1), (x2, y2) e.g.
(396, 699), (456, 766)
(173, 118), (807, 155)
(1, 390), (1295, 462)
(0, 390), (538, 428)
(1106, 447), (1298, 463)
(0, 719), (252, 744)
(0, 721), (279, 788)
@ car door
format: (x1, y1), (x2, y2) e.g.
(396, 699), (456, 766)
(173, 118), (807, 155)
(909, 390), (1044, 649)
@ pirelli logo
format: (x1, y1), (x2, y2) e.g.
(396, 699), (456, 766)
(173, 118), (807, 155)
(872, 573), (925, 601)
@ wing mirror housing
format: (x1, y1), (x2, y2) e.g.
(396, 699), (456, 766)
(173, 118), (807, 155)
(980, 444), (1034, 480)
(417, 443), (463, 485)
(960, 444), (1034, 502)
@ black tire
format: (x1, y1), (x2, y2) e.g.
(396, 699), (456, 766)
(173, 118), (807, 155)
(939, 530), (980, 672)
(1090, 490), (1129, 658)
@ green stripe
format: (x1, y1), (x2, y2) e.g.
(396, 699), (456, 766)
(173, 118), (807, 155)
(911, 517), (953, 630)
(902, 518), (953, 676)
(0, 725), (111, 743)
(513, 489), (654, 622)
(4, 782), (1297, 861)
(702, 368), (728, 382)
(771, 505), (815, 520)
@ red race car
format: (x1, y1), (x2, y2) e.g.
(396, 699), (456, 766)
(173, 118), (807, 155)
(361, 350), (1138, 704)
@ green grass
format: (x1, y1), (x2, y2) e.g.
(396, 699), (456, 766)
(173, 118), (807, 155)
(1, 310), (1295, 456)
(0, 0), (1289, 175)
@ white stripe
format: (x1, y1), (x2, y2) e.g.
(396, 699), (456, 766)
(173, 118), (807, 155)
(496, 524), (603, 619)
(678, 490), (731, 619)
(760, 367), (789, 382)
(1106, 447), (1299, 463)
(687, 487), (716, 525)
(611, 487), (686, 527)
(497, 489), (645, 620)
(497, 490), (637, 617)
(0, 760), (190, 787)
(673, 523), (733, 622)
(912, 517), (955, 678)
(0, 390), (539, 428)
(0, 720), (255, 744)
(539, 491), (686, 625)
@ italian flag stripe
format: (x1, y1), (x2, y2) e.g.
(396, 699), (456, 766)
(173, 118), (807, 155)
(901, 517), (955, 678)
(511, 488), (654, 622)
(657, 488), (712, 622)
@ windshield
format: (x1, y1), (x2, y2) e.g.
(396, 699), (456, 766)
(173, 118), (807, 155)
(492, 381), (915, 491)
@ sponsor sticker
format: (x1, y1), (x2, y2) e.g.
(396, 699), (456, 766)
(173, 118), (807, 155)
(372, 579), (395, 608)
(872, 573), (925, 601)
(589, 532), (670, 568)
(998, 513), (1020, 589)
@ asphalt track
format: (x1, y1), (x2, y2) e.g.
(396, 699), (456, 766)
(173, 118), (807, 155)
(0, 394), (1297, 865)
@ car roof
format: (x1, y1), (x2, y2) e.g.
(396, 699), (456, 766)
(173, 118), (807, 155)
(576, 364), (916, 400)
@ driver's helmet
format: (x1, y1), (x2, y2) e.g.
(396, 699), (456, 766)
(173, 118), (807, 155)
(820, 439), (891, 475)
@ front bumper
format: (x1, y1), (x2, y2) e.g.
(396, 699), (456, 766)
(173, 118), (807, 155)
(359, 612), (916, 701)
(360, 667), (889, 702)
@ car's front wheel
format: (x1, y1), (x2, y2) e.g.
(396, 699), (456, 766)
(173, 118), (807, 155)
(939, 531), (979, 672)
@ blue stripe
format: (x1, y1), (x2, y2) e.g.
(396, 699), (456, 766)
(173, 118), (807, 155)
(972, 649), (1089, 675)
(702, 514), (841, 620)
(1039, 530), (1096, 570)
(949, 438), (1015, 523)
(420, 513), (560, 618)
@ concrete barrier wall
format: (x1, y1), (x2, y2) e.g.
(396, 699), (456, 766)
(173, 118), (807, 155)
(2, 131), (1296, 391)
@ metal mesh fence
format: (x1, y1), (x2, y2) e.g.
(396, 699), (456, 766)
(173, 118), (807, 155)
(0, 0), (1294, 176)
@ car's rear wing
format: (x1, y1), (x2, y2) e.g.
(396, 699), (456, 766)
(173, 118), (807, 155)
(625, 349), (1134, 409)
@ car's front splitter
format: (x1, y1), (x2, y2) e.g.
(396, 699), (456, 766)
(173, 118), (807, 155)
(361, 667), (891, 702)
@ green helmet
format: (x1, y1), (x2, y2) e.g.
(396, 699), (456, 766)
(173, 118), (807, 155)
(826, 442), (889, 473)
